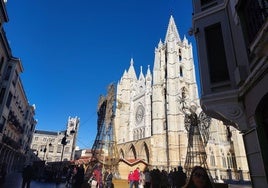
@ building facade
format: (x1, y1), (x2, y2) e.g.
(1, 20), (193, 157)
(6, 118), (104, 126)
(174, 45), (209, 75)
(114, 16), (249, 181)
(30, 116), (80, 162)
(0, 0), (37, 174)
(191, 0), (267, 187)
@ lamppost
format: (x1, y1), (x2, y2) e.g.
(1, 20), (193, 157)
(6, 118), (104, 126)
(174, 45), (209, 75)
(60, 131), (67, 162)
(60, 129), (76, 162)
(40, 142), (52, 161)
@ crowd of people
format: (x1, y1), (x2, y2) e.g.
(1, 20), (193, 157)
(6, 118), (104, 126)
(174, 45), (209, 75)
(85, 165), (213, 188)
(19, 162), (212, 188)
(126, 165), (213, 188)
(19, 162), (86, 188)
(128, 166), (187, 188)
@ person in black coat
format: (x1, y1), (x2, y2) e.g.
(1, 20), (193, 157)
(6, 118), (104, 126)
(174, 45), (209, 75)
(105, 169), (113, 188)
(73, 165), (85, 188)
(21, 164), (34, 188)
(174, 166), (187, 188)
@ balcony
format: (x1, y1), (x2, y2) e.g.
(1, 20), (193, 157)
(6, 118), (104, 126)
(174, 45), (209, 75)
(2, 134), (21, 150)
(8, 110), (24, 134)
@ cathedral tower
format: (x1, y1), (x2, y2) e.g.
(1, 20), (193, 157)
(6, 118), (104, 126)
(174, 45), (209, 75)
(114, 16), (249, 180)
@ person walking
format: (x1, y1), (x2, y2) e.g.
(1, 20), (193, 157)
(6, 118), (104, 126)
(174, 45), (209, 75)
(105, 169), (113, 188)
(128, 170), (134, 188)
(144, 169), (151, 188)
(21, 164), (34, 188)
(174, 166), (187, 188)
(72, 165), (85, 188)
(132, 167), (140, 188)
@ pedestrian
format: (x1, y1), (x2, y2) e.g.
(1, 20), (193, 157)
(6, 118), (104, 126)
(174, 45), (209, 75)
(105, 169), (113, 188)
(132, 167), (140, 188)
(72, 165), (84, 188)
(174, 166), (187, 188)
(88, 172), (98, 188)
(128, 170), (134, 188)
(0, 163), (7, 184)
(21, 164), (34, 188)
(184, 166), (213, 188)
(144, 168), (151, 188)
(139, 171), (145, 188)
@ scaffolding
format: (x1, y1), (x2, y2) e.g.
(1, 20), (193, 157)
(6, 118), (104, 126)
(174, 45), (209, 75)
(183, 105), (211, 177)
(178, 87), (212, 179)
(85, 84), (119, 179)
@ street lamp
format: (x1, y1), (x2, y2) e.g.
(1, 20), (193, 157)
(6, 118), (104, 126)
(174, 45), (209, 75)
(60, 129), (76, 162)
(60, 131), (67, 162)
(41, 142), (52, 160)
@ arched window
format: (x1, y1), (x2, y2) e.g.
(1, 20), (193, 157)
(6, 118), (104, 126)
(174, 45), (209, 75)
(64, 146), (69, 152)
(227, 153), (233, 168)
(222, 154), (227, 168)
(139, 128), (142, 139)
(180, 66), (183, 77)
(210, 152), (215, 166)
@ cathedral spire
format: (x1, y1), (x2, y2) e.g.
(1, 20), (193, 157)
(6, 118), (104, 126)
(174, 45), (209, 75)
(127, 58), (137, 80)
(138, 66), (145, 81)
(146, 65), (151, 76)
(164, 15), (181, 43)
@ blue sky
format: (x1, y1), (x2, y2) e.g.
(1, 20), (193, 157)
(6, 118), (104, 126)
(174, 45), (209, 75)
(4, 1), (198, 149)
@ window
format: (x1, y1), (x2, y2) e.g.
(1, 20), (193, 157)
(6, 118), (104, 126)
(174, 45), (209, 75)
(201, 0), (217, 10)
(4, 66), (12, 81)
(0, 116), (6, 133)
(201, 0), (216, 6)
(179, 66), (183, 77)
(222, 154), (227, 168)
(227, 153), (233, 168)
(0, 88), (6, 104)
(57, 146), (62, 153)
(47, 157), (52, 162)
(32, 144), (37, 150)
(64, 147), (69, 153)
(12, 71), (18, 86)
(0, 57), (4, 73)
(205, 23), (230, 84)
(238, 0), (268, 45)
(35, 137), (38, 141)
(6, 92), (13, 108)
(179, 55), (182, 61)
(49, 145), (54, 152)
(210, 153), (215, 166)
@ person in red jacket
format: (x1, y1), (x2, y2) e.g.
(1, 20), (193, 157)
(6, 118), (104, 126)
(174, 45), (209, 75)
(128, 171), (134, 188)
(132, 167), (140, 188)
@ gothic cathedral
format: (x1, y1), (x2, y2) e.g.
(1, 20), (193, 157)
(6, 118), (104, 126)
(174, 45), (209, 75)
(114, 16), (249, 181)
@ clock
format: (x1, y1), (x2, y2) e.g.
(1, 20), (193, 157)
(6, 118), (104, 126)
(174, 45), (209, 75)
(135, 105), (145, 124)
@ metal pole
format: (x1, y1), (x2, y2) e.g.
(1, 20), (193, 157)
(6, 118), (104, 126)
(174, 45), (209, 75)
(179, 134), (181, 165)
(60, 144), (65, 162)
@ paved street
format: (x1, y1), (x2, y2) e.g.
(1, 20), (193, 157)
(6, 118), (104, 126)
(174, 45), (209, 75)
(1, 171), (252, 188)
(1, 172), (66, 188)
(229, 185), (252, 188)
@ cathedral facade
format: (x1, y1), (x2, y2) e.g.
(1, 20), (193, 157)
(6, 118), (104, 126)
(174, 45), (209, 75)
(114, 16), (249, 181)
